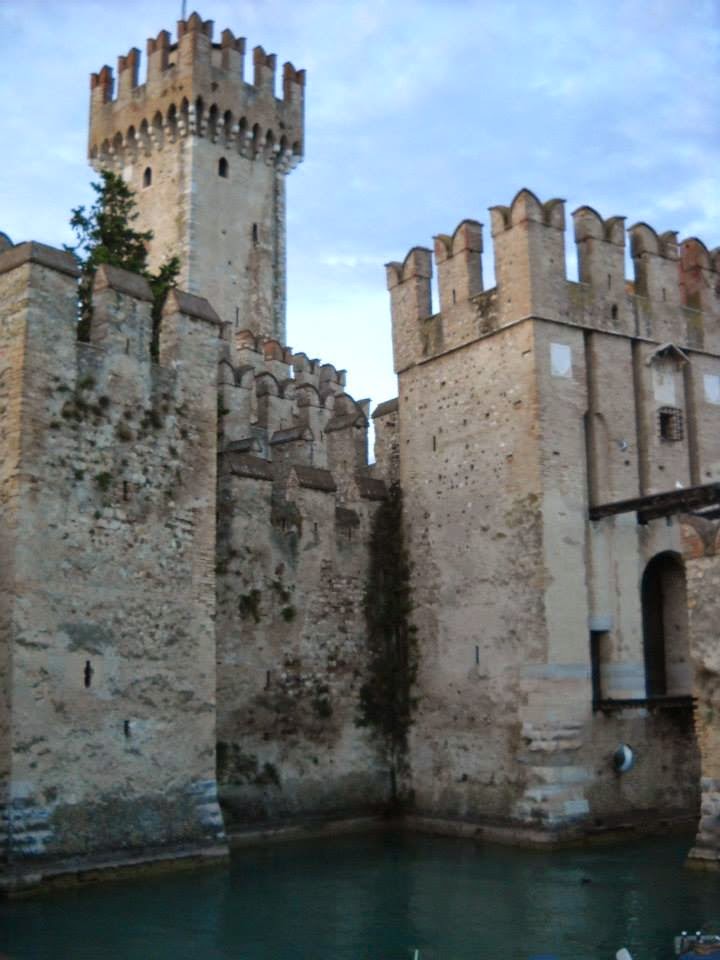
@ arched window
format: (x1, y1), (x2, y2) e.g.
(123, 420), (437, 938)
(642, 552), (691, 697)
(143, 166), (152, 188)
(218, 157), (228, 178)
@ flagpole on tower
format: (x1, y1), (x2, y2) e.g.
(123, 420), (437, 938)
(181, 1), (187, 19)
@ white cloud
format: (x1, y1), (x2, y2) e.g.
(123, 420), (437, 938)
(1, 0), (718, 407)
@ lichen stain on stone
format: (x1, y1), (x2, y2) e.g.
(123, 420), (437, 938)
(60, 622), (114, 654)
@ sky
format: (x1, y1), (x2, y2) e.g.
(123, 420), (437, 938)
(1, 0), (719, 415)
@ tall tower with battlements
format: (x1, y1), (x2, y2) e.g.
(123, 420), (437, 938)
(88, 12), (305, 344)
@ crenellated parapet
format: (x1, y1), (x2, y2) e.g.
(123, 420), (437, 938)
(679, 237), (720, 319)
(572, 206), (626, 291)
(629, 222), (680, 305)
(219, 329), (371, 487)
(433, 219), (483, 315)
(386, 189), (720, 367)
(385, 247), (433, 373)
(0, 241), (228, 881)
(489, 188), (567, 323)
(89, 12), (304, 172)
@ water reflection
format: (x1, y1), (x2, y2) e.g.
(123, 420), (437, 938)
(0, 832), (718, 960)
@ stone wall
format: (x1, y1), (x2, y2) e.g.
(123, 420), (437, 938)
(0, 244), (226, 888)
(683, 518), (720, 869)
(215, 333), (391, 826)
(387, 188), (716, 840)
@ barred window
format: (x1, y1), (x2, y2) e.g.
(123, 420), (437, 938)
(658, 406), (684, 442)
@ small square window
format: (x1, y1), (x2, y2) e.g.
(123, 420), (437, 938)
(658, 406), (684, 442)
(550, 342), (572, 378)
(704, 374), (720, 405)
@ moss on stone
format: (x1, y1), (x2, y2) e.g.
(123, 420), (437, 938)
(239, 589), (262, 623)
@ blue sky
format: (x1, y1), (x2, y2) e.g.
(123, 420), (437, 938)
(1, 0), (719, 412)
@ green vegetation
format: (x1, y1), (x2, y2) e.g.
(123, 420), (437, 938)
(67, 170), (179, 356)
(358, 483), (417, 805)
(95, 471), (113, 492)
(239, 589), (262, 623)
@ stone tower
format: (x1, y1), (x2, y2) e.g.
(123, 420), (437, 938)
(88, 12), (305, 344)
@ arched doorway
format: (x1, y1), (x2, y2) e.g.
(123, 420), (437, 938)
(641, 551), (691, 697)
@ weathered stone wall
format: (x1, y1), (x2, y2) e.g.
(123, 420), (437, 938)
(388, 189), (715, 840)
(215, 334), (391, 826)
(683, 519), (720, 868)
(399, 320), (545, 821)
(0, 244), (226, 885)
(371, 399), (400, 484)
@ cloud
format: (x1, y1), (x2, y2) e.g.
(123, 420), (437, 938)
(1, 0), (718, 408)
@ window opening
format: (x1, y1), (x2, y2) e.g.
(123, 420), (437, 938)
(84, 660), (93, 689)
(123, 720), (131, 738)
(252, 223), (259, 245)
(143, 166), (152, 188)
(658, 406), (684, 442)
(218, 157), (228, 178)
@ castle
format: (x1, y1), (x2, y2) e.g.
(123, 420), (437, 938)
(1, 12), (719, 892)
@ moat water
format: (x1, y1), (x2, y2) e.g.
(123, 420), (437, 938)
(0, 832), (718, 960)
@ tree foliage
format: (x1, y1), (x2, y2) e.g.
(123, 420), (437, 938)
(67, 170), (179, 355)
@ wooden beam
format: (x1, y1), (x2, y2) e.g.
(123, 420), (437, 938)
(589, 481), (720, 523)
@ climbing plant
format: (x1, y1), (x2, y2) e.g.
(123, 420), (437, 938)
(358, 482), (417, 805)
(67, 170), (179, 355)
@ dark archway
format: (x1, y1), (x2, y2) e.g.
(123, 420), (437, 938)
(641, 551), (690, 697)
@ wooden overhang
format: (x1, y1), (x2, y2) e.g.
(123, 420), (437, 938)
(589, 481), (720, 525)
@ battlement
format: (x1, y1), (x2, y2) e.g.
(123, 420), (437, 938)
(0, 240), (222, 385)
(219, 329), (368, 478)
(89, 12), (305, 171)
(386, 188), (720, 371)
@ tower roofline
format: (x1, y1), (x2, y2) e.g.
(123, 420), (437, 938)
(89, 12), (305, 169)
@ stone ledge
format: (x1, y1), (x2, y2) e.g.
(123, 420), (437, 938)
(402, 810), (698, 849)
(94, 263), (153, 301)
(372, 397), (399, 419)
(0, 241), (80, 278)
(0, 841), (229, 897)
(164, 288), (222, 326)
(227, 814), (392, 847)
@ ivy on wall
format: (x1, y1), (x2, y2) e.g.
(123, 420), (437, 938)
(358, 482), (417, 805)
(67, 171), (179, 356)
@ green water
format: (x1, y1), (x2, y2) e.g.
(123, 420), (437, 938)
(0, 832), (718, 960)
